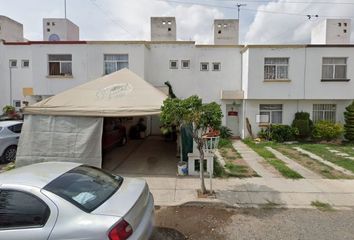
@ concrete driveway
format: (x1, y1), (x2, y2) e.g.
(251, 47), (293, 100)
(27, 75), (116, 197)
(103, 136), (178, 176)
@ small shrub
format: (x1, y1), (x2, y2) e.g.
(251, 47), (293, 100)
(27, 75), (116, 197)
(258, 128), (269, 140)
(2, 105), (15, 115)
(257, 124), (298, 142)
(218, 138), (233, 148)
(219, 126), (232, 139)
(312, 121), (343, 142)
(292, 112), (313, 139)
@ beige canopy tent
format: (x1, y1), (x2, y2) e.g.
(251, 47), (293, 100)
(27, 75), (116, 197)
(16, 69), (167, 168)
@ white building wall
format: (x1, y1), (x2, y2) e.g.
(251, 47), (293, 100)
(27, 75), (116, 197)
(245, 46), (306, 99)
(0, 43), (33, 108)
(145, 43), (242, 127)
(85, 42), (146, 80)
(30, 43), (88, 95)
(304, 46), (354, 99)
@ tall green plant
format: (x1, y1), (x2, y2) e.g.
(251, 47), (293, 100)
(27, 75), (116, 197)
(160, 95), (222, 194)
(292, 111), (312, 139)
(344, 100), (354, 141)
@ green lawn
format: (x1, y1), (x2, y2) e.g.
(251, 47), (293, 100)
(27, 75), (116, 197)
(296, 143), (354, 174)
(273, 145), (353, 179)
(243, 139), (303, 179)
(217, 138), (258, 178)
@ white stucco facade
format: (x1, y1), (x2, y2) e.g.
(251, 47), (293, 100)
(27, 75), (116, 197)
(1, 16), (354, 139)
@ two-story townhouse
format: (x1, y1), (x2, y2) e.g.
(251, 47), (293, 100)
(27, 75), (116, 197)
(241, 44), (354, 138)
(1, 16), (353, 139)
(0, 17), (244, 136)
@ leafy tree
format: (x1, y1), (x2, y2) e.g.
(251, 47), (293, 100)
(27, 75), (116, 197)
(344, 100), (354, 141)
(160, 95), (222, 194)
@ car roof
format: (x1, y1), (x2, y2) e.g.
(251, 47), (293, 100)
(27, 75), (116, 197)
(0, 162), (81, 189)
(0, 120), (23, 127)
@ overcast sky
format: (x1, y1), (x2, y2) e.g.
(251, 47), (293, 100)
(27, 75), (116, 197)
(1, 0), (354, 44)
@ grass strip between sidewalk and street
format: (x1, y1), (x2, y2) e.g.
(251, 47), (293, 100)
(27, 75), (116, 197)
(243, 139), (303, 179)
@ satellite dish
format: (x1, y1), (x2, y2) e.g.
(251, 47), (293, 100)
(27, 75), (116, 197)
(48, 34), (60, 41)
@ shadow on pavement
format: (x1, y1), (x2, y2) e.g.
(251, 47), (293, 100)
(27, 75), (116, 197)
(150, 227), (187, 240)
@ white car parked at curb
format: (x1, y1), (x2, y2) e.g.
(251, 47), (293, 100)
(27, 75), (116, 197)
(0, 121), (23, 163)
(0, 162), (155, 240)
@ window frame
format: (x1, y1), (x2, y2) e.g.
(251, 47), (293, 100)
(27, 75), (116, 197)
(312, 104), (336, 123)
(21, 60), (30, 68)
(48, 54), (73, 77)
(181, 60), (190, 69)
(200, 62), (209, 71)
(9, 59), (17, 68)
(103, 54), (129, 75)
(321, 57), (348, 81)
(169, 60), (178, 69)
(259, 104), (283, 124)
(0, 189), (51, 230)
(264, 57), (289, 80)
(212, 62), (221, 71)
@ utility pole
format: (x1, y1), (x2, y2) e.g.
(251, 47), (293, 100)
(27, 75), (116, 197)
(64, 0), (67, 19)
(9, 64), (12, 106)
(237, 3), (247, 20)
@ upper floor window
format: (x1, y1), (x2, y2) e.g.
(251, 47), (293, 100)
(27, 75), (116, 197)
(313, 104), (336, 123)
(169, 60), (178, 69)
(181, 60), (190, 69)
(259, 104), (283, 124)
(322, 57), (347, 80)
(9, 59), (17, 68)
(200, 62), (209, 71)
(212, 62), (221, 71)
(104, 54), (129, 75)
(264, 58), (289, 80)
(48, 54), (72, 76)
(22, 60), (29, 68)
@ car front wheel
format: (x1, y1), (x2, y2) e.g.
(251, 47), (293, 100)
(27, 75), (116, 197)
(2, 146), (17, 163)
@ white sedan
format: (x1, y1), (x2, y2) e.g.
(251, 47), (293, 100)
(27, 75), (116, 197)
(0, 162), (154, 240)
(0, 120), (23, 163)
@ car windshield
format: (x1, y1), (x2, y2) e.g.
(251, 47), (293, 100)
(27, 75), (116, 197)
(44, 165), (123, 212)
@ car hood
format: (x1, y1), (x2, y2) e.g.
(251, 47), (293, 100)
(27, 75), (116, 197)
(91, 177), (149, 230)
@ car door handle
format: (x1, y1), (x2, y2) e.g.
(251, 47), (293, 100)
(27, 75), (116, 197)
(16, 137), (19, 139)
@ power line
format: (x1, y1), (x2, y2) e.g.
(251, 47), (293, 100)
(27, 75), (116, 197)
(216, 0), (354, 5)
(89, 0), (135, 38)
(159, 0), (354, 18)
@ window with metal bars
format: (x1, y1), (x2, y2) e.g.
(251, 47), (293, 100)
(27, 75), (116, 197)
(259, 104), (283, 124)
(313, 104), (336, 123)
(264, 58), (289, 80)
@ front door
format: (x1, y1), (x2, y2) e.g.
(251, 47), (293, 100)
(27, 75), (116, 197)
(226, 104), (239, 137)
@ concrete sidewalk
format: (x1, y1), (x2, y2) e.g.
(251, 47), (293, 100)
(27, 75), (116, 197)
(136, 176), (354, 209)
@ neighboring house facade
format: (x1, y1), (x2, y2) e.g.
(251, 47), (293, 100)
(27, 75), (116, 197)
(0, 16), (353, 138)
(241, 44), (354, 138)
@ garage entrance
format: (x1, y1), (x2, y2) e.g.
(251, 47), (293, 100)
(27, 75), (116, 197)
(103, 136), (178, 176)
